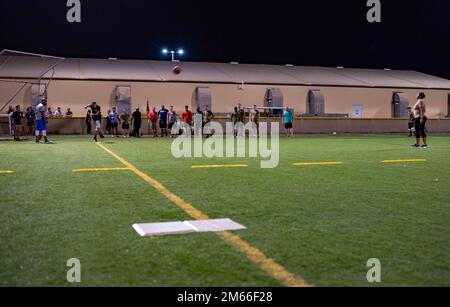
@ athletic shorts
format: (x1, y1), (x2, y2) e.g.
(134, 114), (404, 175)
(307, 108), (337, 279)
(36, 119), (46, 131)
(122, 123), (129, 130)
(168, 122), (175, 131)
(284, 122), (293, 129)
(14, 124), (23, 132)
(111, 122), (118, 128)
(159, 121), (167, 129)
(95, 120), (101, 129)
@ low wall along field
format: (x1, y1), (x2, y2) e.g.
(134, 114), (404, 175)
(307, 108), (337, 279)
(1, 116), (450, 135)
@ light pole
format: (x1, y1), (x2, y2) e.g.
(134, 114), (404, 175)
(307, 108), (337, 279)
(162, 48), (184, 62)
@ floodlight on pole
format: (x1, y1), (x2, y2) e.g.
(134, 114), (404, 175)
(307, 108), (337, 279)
(162, 48), (184, 61)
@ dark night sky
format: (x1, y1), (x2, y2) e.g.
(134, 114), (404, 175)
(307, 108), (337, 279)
(0, 0), (449, 78)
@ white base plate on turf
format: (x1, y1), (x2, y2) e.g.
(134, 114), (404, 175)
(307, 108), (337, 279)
(132, 218), (246, 237)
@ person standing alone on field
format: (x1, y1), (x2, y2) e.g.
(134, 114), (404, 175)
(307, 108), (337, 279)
(412, 92), (428, 148)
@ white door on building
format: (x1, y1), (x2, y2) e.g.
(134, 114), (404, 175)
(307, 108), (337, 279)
(352, 105), (363, 118)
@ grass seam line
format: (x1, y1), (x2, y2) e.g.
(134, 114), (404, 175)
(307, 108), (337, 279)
(95, 142), (312, 288)
(72, 167), (131, 172)
(292, 162), (343, 166)
(191, 164), (249, 169)
(381, 159), (427, 164)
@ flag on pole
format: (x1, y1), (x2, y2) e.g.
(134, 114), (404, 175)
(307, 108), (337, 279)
(146, 99), (150, 113)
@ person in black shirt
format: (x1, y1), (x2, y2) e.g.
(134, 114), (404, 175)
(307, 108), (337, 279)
(25, 107), (35, 135)
(407, 107), (415, 137)
(131, 108), (142, 137)
(203, 106), (215, 138)
(85, 110), (92, 135)
(85, 102), (104, 142)
(105, 110), (112, 135)
(66, 108), (73, 117)
(158, 105), (169, 137)
(12, 105), (24, 141)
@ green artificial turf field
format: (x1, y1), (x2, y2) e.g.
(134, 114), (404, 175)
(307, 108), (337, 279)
(0, 135), (449, 287)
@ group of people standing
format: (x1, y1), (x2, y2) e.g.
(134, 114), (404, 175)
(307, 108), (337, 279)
(82, 102), (294, 140)
(84, 102), (145, 141)
(230, 104), (294, 137)
(148, 105), (180, 138)
(83, 103), (215, 141)
(7, 94), (428, 145)
(6, 101), (53, 143)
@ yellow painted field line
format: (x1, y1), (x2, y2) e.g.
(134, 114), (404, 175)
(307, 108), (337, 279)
(292, 162), (343, 167)
(96, 142), (311, 287)
(381, 159), (427, 164)
(72, 167), (131, 173)
(0, 170), (15, 174)
(191, 164), (248, 169)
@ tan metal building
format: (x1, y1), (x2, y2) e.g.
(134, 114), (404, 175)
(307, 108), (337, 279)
(1, 55), (450, 134)
(1, 55), (450, 116)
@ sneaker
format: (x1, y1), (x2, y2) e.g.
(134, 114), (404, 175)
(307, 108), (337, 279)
(421, 145), (428, 149)
(45, 141), (54, 144)
(411, 144), (420, 148)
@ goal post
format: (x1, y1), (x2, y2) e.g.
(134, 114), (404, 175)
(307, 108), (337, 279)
(0, 114), (13, 137)
(0, 49), (65, 113)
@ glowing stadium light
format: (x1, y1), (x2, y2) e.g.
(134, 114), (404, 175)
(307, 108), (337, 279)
(162, 48), (185, 61)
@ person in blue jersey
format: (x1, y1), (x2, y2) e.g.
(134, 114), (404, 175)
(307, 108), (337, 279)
(158, 105), (169, 137)
(35, 98), (53, 144)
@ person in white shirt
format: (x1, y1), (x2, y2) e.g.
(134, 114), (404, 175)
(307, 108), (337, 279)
(193, 107), (203, 137)
(412, 92), (428, 148)
(53, 107), (64, 117)
(35, 98), (53, 144)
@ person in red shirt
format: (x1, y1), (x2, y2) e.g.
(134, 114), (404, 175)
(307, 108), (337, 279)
(148, 107), (158, 137)
(181, 106), (193, 136)
(182, 106), (192, 125)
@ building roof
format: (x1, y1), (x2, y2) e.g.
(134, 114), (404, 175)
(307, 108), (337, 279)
(1, 55), (450, 89)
